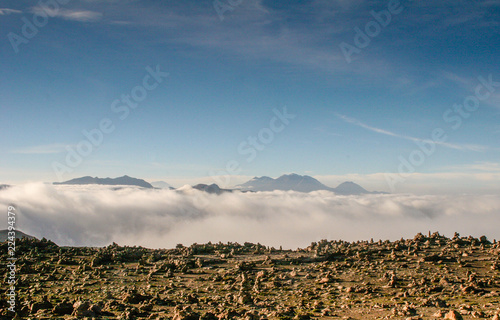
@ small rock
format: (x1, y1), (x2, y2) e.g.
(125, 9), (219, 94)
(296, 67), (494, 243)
(445, 310), (463, 320)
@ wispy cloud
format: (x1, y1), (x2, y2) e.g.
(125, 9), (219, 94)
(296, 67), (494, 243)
(0, 8), (22, 15)
(31, 7), (103, 22)
(10, 143), (72, 155)
(97, 1), (392, 78)
(336, 113), (489, 152)
(443, 161), (500, 173)
(442, 11), (484, 27)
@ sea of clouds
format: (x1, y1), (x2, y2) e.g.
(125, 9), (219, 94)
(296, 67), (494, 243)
(1, 183), (499, 248)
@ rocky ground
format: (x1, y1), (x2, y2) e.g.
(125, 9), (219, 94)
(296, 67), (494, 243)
(1, 232), (500, 320)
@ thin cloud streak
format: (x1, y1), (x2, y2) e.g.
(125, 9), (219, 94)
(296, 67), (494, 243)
(336, 113), (489, 151)
(31, 7), (103, 22)
(442, 161), (500, 172)
(0, 8), (22, 15)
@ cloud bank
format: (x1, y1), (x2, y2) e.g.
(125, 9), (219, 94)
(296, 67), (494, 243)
(0, 183), (499, 248)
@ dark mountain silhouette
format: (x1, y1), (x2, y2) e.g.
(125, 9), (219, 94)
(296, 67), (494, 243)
(237, 174), (330, 193)
(192, 184), (232, 195)
(236, 174), (380, 195)
(333, 181), (370, 195)
(54, 175), (153, 188)
(52, 174), (383, 195)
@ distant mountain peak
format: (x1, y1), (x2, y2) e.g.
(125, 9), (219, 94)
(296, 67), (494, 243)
(192, 183), (231, 195)
(236, 174), (378, 195)
(237, 173), (329, 193)
(54, 176), (153, 188)
(334, 181), (369, 195)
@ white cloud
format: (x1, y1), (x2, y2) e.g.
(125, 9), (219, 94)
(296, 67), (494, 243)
(1, 184), (499, 248)
(31, 7), (103, 22)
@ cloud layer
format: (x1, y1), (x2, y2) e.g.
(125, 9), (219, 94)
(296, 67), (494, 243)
(1, 184), (499, 248)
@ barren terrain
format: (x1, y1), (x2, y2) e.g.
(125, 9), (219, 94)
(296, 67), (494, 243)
(2, 232), (500, 319)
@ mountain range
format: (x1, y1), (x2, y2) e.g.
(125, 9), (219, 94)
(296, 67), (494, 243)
(235, 173), (378, 194)
(54, 175), (153, 188)
(52, 174), (383, 195)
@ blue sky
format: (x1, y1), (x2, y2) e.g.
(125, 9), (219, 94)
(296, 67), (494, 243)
(1, 0), (500, 192)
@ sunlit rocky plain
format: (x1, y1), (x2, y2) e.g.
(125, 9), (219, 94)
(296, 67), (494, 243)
(1, 232), (500, 320)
